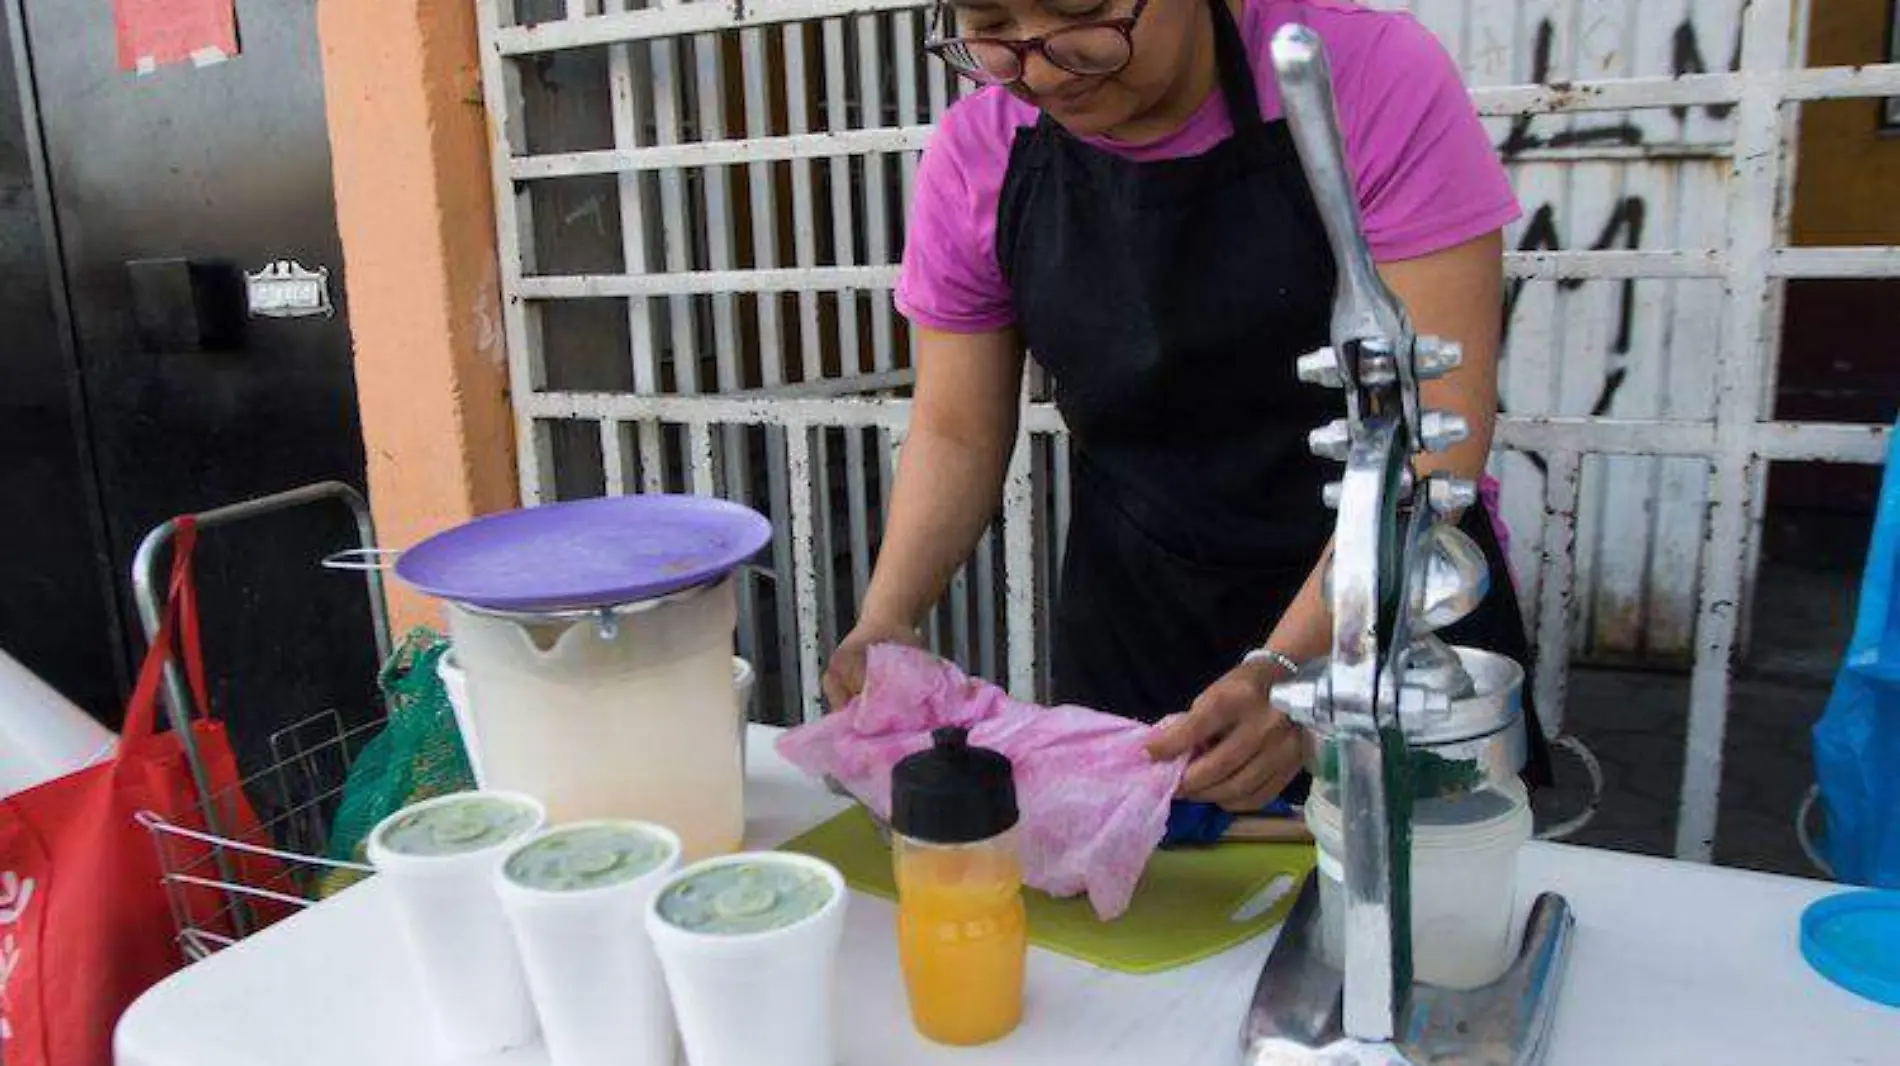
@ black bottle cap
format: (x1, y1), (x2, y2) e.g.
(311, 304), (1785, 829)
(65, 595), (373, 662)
(890, 726), (1019, 844)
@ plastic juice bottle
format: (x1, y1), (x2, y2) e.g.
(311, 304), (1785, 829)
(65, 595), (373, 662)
(890, 726), (1027, 1046)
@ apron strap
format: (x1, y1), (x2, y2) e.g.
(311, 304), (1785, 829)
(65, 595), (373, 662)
(1207, 0), (1265, 130)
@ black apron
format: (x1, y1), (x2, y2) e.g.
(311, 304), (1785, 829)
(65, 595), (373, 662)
(994, 0), (1552, 785)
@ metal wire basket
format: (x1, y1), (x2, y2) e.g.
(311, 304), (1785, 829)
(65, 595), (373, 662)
(137, 707), (385, 961)
(126, 482), (396, 963)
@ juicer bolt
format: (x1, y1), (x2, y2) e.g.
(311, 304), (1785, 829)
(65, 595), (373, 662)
(1307, 420), (1352, 461)
(1418, 411), (1471, 453)
(1414, 336), (1464, 378)
(1297, 347), (1344, 388)
(1428, 476), (1479, 514)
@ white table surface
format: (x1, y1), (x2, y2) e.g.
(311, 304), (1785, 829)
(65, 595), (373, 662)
(117, 727), (1898, 1066)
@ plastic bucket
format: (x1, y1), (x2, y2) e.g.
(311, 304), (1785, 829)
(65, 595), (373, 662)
(440, 648), (759, 834)
(734, 656), (756, 776)
(437, 651), (486, 782)
(442, 577), (741, 860)
(1306, 778), (1532, 990)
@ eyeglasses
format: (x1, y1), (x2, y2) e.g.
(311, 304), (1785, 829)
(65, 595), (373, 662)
(925, 0), (1151, 87)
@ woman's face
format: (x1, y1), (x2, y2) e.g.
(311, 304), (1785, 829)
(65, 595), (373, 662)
(946, 0), (1207, 137)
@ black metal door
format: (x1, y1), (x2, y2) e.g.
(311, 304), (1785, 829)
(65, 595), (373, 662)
(4, 0), (381, 761)
(0, 4), (125, 721)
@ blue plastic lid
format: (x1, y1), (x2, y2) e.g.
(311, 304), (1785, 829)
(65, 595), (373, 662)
(1800, 890), (1900, 1007)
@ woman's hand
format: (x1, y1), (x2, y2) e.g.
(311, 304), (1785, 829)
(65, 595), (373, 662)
(1133, 234), (1507, 808)
(822, 616), (925, 712)
(1145, 658), (1305, 812)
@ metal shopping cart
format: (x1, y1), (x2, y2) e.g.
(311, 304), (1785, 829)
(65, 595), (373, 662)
(131, 482), (396, 961)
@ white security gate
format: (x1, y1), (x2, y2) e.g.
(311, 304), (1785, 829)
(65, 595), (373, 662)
(475, 0), (1899, 861)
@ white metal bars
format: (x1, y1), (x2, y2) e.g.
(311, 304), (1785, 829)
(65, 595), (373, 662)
(477, 0), (1899, 858)
(1673, 0), (1796, 862)
(481, 0), (997, 719)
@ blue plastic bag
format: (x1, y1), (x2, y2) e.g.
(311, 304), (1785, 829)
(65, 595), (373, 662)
(1813, 419), (1900, 887)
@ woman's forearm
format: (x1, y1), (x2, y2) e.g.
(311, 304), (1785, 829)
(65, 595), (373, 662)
(1263, 540), (1334, 664)
(1261, 233), (1506, 668)
(1263, 406), (1494, 668)
(859, 420), (1017, 629)
(855, 325), (1025, 631)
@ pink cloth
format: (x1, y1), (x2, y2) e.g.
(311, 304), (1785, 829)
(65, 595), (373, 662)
(776, 644), (1186, 920)
(895, 0), (1522, 334)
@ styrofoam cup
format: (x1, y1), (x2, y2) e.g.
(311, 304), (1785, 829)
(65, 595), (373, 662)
(496, 820), (684, 1066)
(645, 852), (847, 1066)
(367, 790), (546, 1059)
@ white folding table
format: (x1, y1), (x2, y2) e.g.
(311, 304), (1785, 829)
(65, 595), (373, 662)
(116, 727), (1898, 1066)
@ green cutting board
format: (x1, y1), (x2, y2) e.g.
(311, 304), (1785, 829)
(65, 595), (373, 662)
(779, 807), (1315, 975)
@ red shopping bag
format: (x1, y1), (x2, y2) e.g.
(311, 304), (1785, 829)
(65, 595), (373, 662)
(0, 518), (286, 1066)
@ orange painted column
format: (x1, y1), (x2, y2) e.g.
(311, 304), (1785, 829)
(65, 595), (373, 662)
(316, 0), (518, 633)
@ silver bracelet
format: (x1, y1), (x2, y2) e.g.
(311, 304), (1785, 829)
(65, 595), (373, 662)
(1241, 646), (1301, 675)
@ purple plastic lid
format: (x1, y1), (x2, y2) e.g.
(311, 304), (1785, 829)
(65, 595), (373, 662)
(394, 495), (773, 613)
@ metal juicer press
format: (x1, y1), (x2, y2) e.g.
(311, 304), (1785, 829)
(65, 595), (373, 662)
(1241, 24), (1577, 1066)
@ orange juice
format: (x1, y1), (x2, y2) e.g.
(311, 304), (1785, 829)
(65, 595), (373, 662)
(894, 837), (1027, 1045)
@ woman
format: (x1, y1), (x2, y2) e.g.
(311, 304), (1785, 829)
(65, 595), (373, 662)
(823, 0), (1552, 817)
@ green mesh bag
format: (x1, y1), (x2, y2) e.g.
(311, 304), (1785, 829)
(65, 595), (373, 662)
(317, 626), (478, 897)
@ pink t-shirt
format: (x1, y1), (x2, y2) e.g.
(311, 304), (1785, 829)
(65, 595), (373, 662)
(894, 0), (1521, 334)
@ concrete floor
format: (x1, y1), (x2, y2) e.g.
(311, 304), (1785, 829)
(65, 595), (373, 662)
(1530, 561), (1860, 879)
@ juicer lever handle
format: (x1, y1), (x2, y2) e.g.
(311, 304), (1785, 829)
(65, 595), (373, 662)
(1269, 23), (1417, 430)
